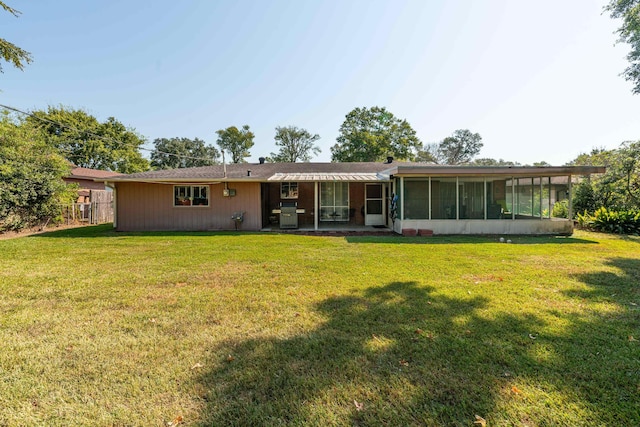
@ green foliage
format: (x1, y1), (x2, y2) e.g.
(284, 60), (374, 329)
(269, 126), (321, 162)
(606, 0), (640, 94)
(570, 142), (640, 211)
(436, 129), (483, 165)
(572, 179), (597, 215)
(150, 137), (219, 169)
(0, 112), (76, 231)
(0, 1), (32, 72)
(471, 158), (520, 166)
(331, 106), (422, 162)
(216, 125), (254, 163)
(27, 106), (149, 173)
(551, 200), (569, 218)
(577, 206), (640, 234)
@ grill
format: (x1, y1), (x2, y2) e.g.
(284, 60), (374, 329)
(279, 201), (298, 229)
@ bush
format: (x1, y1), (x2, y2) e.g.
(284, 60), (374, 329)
(552, 200), (569, 218)
(576, 207), (640, 235)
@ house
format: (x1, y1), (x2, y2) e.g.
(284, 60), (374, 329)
(102, 160), (604, 235)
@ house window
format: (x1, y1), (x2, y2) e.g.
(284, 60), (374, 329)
(174, 185), (209, 207)
(281, 182), (298, 199)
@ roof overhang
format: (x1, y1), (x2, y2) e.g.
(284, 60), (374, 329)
(384, 165), (605, 177)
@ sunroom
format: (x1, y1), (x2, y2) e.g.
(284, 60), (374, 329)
(387, 165), (605, 235)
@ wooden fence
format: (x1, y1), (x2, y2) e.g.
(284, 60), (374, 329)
(62, 190), (114, 225)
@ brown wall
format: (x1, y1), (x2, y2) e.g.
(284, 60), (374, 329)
(116, 182), (262, 231)
(64, 177), (109, 191)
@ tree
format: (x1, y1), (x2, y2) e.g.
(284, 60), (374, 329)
(331, 107), (422, 162)
(216, 125), (254, 164)
(0, 2), (32, 72)
(606, 0), (640, 94)
(415, 143), (439, 163)
(269, 126), (321, 162)
(569, 143), (640, 211)
(0, 111), (76, 231)
(27, 106), (149, 173)
(436, 129), (483, 165)
(150, 137), (220, 169)
(471, 158), (520, 166)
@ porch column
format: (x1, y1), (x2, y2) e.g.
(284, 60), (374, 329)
(539, 178), (543, 219)
(314, 181), (319, 231)
(511, 176), (515, 220)
(399, 177), (404, 220)
(568, 175), (573, 221)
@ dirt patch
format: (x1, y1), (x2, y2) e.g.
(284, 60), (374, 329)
(0, 223), (90, 240)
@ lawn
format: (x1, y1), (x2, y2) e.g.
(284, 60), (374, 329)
(0, 225), (638, 426)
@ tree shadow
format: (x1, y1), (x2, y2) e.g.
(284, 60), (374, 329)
(194, 276), (640, 425)
(195, 282), (540, 425)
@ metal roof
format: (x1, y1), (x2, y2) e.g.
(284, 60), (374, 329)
(268, 172), (384, 182)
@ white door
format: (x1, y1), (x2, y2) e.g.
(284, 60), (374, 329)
(365, 184), (385, 226)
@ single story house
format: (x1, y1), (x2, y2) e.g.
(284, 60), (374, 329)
(101, 159), (604, 235)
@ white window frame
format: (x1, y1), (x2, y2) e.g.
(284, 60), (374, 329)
(281, 182), (299, 199)
(174, 185), (209, 207)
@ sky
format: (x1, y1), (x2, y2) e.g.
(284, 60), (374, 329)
(2, 0), (639, 165)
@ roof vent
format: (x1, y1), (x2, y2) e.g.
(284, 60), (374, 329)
(259, 157), (266, 164)
(385, 156), (394, 164)
(247, 170), (252, 177)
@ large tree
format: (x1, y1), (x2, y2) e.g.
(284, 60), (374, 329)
(150, 137), (220, 169)
(216, 125), (254, 164)
(436, 129), (483, 165)
(269, 126), (321, 162)
(0, 111), (76, 230)
(331, 106), (422, 162)
(569, 143), (640, 211)
(0, 1), (32, 72)
(471, 158), (520, 166)
(606, 0), (640, 94)
(27, 106), (149, 173)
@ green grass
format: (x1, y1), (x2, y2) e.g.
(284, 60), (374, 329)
(0, 225), (639, 426)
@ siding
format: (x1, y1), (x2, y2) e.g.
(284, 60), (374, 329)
(116, 182), (262, 231)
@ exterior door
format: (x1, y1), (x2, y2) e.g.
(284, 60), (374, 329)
(365, 183), (385, 225)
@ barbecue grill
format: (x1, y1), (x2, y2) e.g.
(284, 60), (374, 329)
(279, 201), (298, 229)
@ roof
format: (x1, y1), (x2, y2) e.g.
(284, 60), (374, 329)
(69, 167), (122, 179)
(106, 162), (407, 182)
(104, 162), (605, 183)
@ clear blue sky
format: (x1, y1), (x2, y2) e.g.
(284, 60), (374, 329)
(2, 0), (639, 165)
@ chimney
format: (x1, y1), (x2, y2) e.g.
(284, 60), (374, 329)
(259, 157), (266, 164)
(386, 156), (394, 164)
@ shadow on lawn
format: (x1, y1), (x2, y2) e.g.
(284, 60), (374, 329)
(194, 277), (639, 426)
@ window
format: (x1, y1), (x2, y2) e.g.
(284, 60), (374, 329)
(403, 179), (429, 219)
(281, 182), (298, 199)
(174, 185), (209, 207)
(320, 182), (349, 221)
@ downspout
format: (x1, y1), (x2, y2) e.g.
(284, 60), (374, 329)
(105, 181), (117, 229)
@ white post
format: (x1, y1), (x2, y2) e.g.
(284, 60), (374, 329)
(314, 181), (318, 231)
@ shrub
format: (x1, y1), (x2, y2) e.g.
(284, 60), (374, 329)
(552, 200), (569, 218)
(576, 207), (640, 235)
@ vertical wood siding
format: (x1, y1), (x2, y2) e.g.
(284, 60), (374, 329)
(116, 182), (262, 231)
